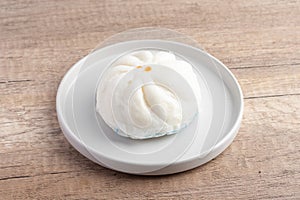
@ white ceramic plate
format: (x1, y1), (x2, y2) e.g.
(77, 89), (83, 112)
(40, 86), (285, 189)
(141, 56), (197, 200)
(56, 40), (243, 175)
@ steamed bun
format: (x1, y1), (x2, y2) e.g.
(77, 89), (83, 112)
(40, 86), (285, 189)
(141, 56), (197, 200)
(96, 50), (201, 139)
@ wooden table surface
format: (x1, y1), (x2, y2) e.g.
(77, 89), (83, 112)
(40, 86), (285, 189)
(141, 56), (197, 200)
(1, 0), (299, 199)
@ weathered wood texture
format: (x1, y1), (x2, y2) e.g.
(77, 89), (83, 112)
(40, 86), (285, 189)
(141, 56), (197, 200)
(0, 0), (299, 199)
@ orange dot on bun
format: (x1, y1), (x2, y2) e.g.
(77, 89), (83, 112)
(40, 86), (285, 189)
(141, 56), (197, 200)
(145, 66), (152, 72)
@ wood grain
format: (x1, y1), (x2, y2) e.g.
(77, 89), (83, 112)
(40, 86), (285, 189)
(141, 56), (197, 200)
(0, 0), (299, 199)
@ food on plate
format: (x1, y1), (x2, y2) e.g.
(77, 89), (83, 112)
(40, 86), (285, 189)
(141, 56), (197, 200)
(96, 50), (201, 139)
